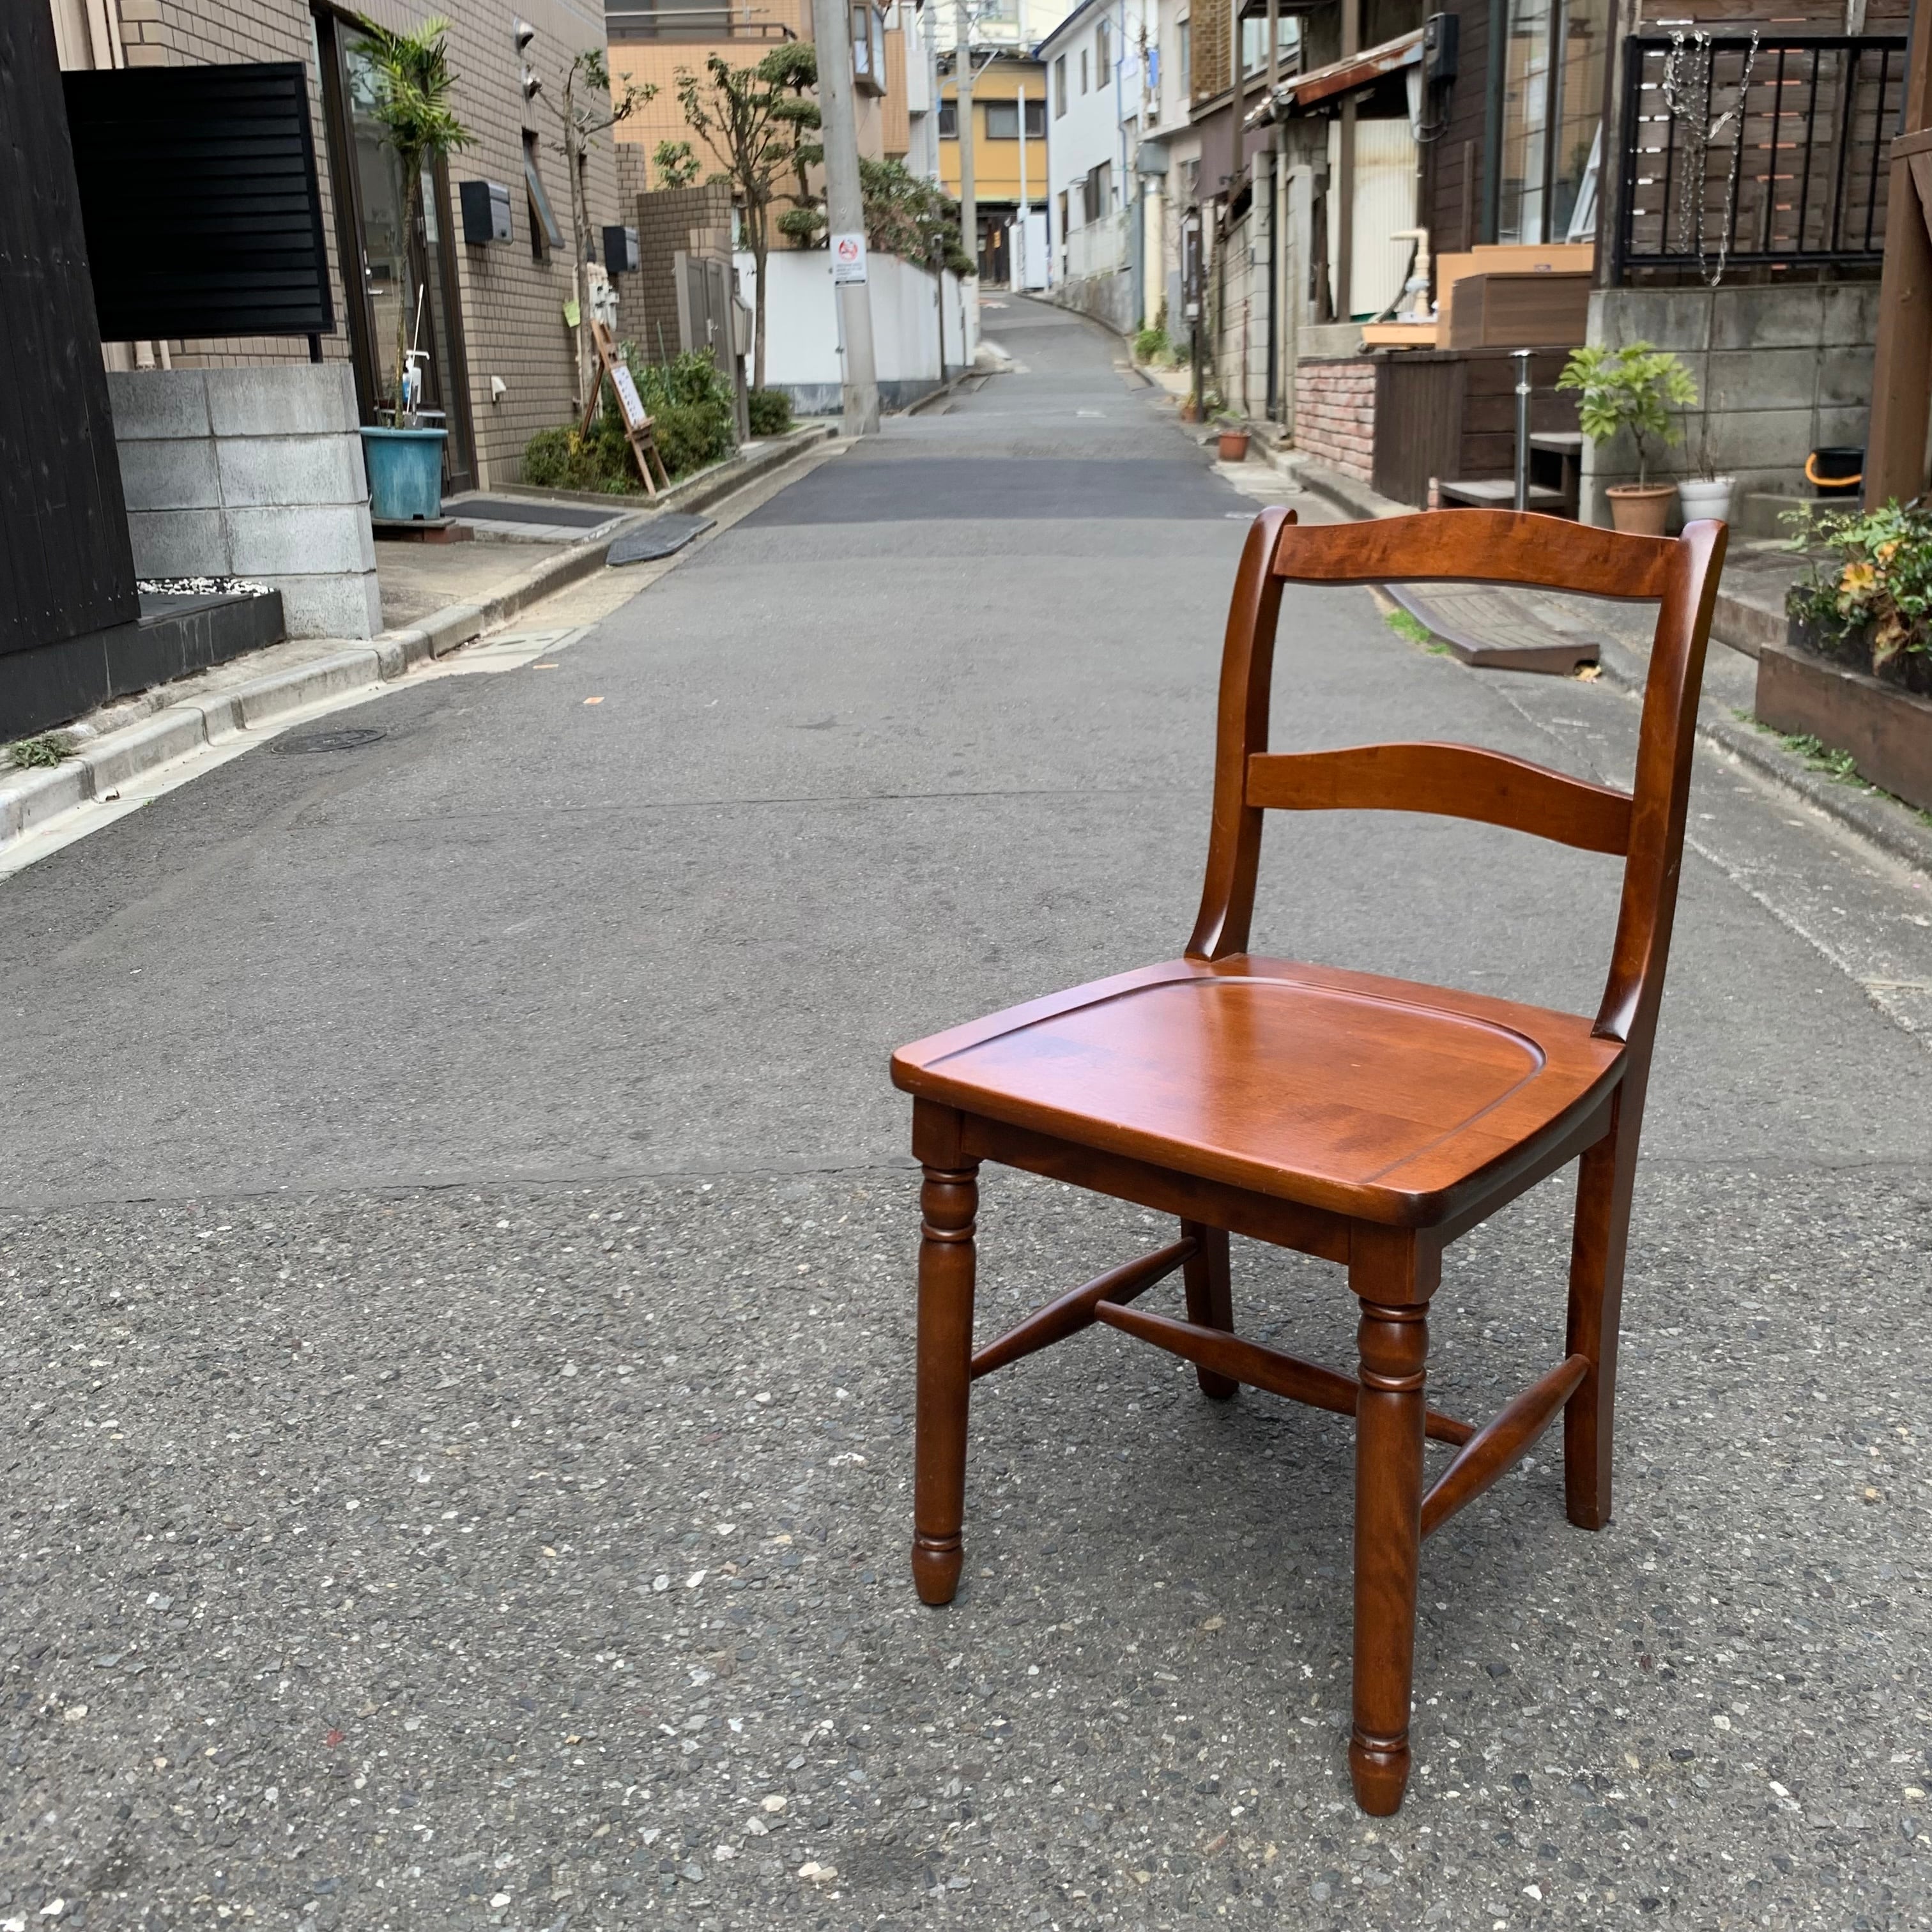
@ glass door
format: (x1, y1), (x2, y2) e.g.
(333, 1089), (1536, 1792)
(316, 13), (475, 493)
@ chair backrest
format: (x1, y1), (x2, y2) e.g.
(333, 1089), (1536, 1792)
(1187, 507), (1727, 1058)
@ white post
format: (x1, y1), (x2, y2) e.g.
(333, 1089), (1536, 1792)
(1016, 82), (1029, 288)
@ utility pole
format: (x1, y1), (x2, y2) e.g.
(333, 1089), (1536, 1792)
(811, 0), (881, 433)
(956, 0), (978, 296)
(1016, 81), (1029, 289)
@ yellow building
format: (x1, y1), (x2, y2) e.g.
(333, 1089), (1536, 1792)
(610, 1), (906, 208)
(937, 56), (1048, 282)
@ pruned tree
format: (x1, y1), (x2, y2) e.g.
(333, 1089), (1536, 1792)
(675, 45), (819, 390)
(654, 139), (701, 188)
(763, 42), (825, 252)
(859, 158), (974, 277)
(536, 48), (654, 407)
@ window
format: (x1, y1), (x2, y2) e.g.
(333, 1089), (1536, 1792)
(852, 3), (886, 94)
(1497, 0), (1604, 242)
(984, 98), (1019, 139)
(938, 96), (958, 137)
(1096, 19), (1110, 82)
(1024, 96), (1046, 137)
(1082, 158), (1107, 222)
(1240, 11), (1299, 75)
(1054, 51), (1067, 115)
(523, 132), (561, 263)
(1080, 48), (1089, 92)
(1177, 17), (1190, 98)
(1057, 187), (1070, 236)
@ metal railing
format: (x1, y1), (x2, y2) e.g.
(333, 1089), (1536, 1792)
(605, 3), (792, 38)
(1614, 33), (1906, 278)
(1064, 207), (1129, 280)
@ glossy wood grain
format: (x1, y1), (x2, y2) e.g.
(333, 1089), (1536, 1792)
(1094, 1299), (1476, 1445)
(893, 956), (1626, 1229)
(1269, 505), (1678, 602)
(1420, 1350), (1589, 1537)
(1245, 742), (1633, 856)
(969, 1236), (1195, 1380)
(895, 505), (1727, 1816)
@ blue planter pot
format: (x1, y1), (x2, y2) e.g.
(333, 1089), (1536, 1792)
(360, 426), (447, 521)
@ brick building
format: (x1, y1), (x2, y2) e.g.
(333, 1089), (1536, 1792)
(49, 0), (627, 491)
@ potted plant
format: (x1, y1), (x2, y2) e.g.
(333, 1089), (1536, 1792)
(1218, 421), (1251, 463)
(1558, 342), (1699, 536)
(358, 15), (471, 523)
(1676, 395), (1733, 526)
(1758, 498), (1932, 812)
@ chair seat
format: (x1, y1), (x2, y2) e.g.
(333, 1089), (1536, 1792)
(891, 956), (1625, 1227)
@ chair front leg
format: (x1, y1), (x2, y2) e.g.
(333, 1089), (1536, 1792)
(1348, 1227), (1437, 1815)
(912, 1162), (980, 1606)
(1180, 1220), (1238, 1399)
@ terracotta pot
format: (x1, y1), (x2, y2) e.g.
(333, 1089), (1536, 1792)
(1218, 429), (1251, 463)
(1178, 399), (1200, 424)
(1606, 481), (1676, 537)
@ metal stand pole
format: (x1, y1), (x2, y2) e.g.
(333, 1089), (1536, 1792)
(1512, 348), (1532, 513)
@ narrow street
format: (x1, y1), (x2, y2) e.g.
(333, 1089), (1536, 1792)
(3, 298), (1930, 1929)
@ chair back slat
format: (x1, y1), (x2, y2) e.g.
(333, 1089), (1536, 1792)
(1269, 507), (1677, 603)
(1190, 506), (1728, 1061)
(1245, 744), (1632, 857)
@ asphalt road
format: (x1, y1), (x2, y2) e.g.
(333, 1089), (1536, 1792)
(1, 297), (1929, 1932)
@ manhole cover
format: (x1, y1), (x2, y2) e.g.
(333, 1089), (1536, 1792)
(272, 726), (387, 755)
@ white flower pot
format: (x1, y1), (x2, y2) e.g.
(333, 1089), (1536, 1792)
(1677, 476), (1734, 526)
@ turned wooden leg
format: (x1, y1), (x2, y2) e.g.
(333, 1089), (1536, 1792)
(1565, 1089), (1642, 1532)
(1179, 1220), (1238, 1399)
(1348, 1227), (1436, 1816)
(912, 1162), (979, 1605)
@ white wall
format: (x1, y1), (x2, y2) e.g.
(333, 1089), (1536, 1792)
(735, 250), (974, 404)
(1041, 0), (1148, 282)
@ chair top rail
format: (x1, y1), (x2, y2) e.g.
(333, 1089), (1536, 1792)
(1269, 509), (1679, 604)
(1245, 743), (1633, 857)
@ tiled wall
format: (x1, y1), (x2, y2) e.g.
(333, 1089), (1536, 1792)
(103, 0), (626, 488)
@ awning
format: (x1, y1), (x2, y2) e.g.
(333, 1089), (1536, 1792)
(1245, 27), (1422, 125)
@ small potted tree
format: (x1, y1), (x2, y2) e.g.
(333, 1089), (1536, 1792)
(359, 15), (470, 522)
(1558, 342), (1699, 536)
(1677, 400), (1735, 527)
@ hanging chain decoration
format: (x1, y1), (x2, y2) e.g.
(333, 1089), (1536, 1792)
(1659, 27), (1760, 286)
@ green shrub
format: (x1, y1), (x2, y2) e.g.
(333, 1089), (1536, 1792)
(650, 402), (726, 479)
(747, 387), (793, 436)
(1133, 323), (1172, 365)
(6, 732), (74, 769)
(519, 350), (737, 491)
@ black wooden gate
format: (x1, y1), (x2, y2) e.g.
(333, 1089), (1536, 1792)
(0, 1), (137, 675)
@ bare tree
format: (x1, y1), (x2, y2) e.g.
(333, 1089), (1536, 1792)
(537, 49), (654, 406)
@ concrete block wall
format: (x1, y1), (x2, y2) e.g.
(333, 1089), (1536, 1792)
(109, 365), (381, 640)
(1579, 283), (1878, 527)
(1293, 358), (1377, 482)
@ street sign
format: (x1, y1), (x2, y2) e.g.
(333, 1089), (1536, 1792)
(831, 232), (868, 285)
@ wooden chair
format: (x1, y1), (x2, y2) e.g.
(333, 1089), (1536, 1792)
(889, 506), (1727, 1815)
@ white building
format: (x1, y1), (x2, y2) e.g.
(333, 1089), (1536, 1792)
(1037, 0), (1150, 334)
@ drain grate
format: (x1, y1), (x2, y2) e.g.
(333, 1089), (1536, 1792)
(272, 726), (387, 755)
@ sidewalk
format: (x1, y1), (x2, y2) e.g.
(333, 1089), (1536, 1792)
(0, 424), (833, 865)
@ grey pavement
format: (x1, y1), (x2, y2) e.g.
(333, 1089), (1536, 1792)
(1, 296), (1929, 1932)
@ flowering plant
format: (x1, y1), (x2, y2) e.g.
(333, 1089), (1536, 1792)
(1786, 499), (1932, 673)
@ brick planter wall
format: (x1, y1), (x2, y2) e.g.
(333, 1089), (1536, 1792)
(1293, 358), (1377, 482)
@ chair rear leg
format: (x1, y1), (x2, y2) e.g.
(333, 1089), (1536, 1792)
(1180, 1221), (1238, 1399)
(1564, 1101), (1641, 1532)
(1347, 1227), (1436, 1816)
(912, 1162), (979, 1605)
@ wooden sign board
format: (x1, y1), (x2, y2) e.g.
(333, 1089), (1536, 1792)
(582, 318), (670, 496)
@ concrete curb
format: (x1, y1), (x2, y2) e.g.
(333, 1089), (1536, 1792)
(0, 425), (839, 862)
(1590, 635), (1932, 878)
